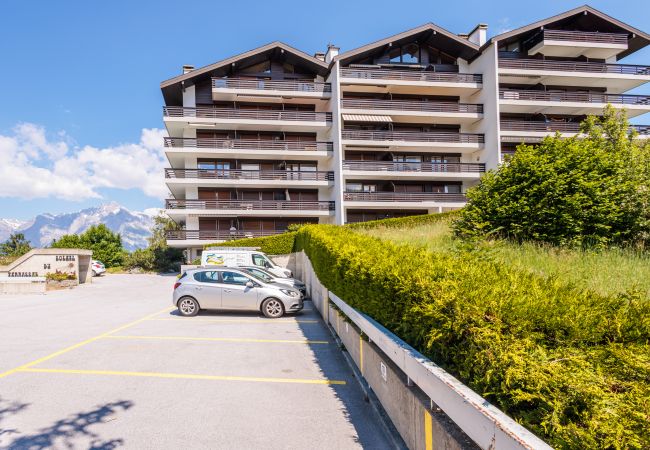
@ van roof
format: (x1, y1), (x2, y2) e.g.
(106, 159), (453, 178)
(203, 247), (261, 251)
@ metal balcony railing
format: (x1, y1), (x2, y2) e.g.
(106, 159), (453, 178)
(165, 199), (335, 211)
(538, 29), (628, 45)
(212, 78), (331, 93)
(343, 192), (467, 202)
(341, 99), (483, 114)
(341, 129), (485, 144)
(164, 169), (334, 181)
(342, 161), (485, 173)
(500, 121), (650, 135)
(163, 106), (333, 123)
(499, 89), (650, 105)
(498, 58), (650, 75)
(163, 137), (333, 152)
(166, 230), (286, 240)
(340, 67), (482, 84)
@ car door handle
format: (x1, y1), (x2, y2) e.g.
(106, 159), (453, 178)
(224, 289), (232, 293)
(195, 287), (202, 290)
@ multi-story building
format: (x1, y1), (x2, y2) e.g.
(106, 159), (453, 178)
(160, 5), (650, 259)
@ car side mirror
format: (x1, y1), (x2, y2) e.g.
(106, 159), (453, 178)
(245, 281), (254, 288)
(264, 262), (271, 268)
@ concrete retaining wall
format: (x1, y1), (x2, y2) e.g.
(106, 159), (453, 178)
(0, 277), (46, 294)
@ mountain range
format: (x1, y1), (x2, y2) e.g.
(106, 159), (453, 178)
(0, 203), (158, 251)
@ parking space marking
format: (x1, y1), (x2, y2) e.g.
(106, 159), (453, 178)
(103, 335), (330, 345)
(0, 306), (174, 379)
(17, 368), (347, 385)
(146, 318), (320, 324)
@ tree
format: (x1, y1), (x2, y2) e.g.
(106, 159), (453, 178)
(123, 214), (183, 272)
(0, 233), (31, 257)
(453, 106), (650, 249)
(52, 224), (124, 267)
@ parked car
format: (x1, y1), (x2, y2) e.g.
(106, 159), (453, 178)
(200, 248), (291, 278)
(173, 268), (303, 318)
(91, 260), (106, 277)
(238, 266), (307, 297)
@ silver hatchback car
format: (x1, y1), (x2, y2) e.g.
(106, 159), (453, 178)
(173, 268), (303, 318)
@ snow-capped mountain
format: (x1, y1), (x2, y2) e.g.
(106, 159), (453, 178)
(1, 203), (159, 251)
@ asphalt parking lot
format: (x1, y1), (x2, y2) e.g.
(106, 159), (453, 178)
(0, 274), (392, 449)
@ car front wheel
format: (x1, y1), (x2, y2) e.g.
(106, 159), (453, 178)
(262, 298), (284, 319)
(178, 297), (200, 317)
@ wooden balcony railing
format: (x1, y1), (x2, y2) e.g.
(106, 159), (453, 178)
(163, 137), (333, 152)
(498, 58), (650, 75)
(342, 161), (485, 173)
(340, 67), (482, 84)
(501, 121), (650, 135)
(165, 169), (334, 181)
(341, 99), (483, 114)
(212, 78), (331, 94)
(537, 29), (628, 45)
(163, 106), (333, 123)
(341, 129), (485, 144)
(343, 192), (467, 202)
(165, 199), (335, 211)
(499, 89), (650, 105)
(166, 229), (286, 240)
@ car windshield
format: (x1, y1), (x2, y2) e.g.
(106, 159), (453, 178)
(241, 270), (268, 284)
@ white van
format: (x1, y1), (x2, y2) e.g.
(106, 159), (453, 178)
(200, 247), (292, 278)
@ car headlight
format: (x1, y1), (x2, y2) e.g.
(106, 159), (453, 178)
(280, 289), (299, 298)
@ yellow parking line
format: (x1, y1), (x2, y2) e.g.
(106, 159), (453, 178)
(18, 368), (346, 385)
(0, 306), (174, 379)
(146, 318), (319, 324)
(103, 335), (330, 345)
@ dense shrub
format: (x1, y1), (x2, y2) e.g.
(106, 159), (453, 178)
(295, 224), (650, 449)
(347, 211), (458, 230)
(454, 107), (650, 249)
(203, 232), (297, 255)
(51, 224), (124, 267)
(123, 248), (157, 272)
(46, 270), (76, 281)
(0, 233), (31, 257)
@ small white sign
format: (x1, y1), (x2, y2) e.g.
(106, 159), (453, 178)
(345, 322), (349, 333)
(380, 362), (387, 382)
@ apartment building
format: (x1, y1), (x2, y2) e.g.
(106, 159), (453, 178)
(160, 5), (650, 259)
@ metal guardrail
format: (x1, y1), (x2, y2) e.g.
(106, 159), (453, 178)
(499, 89), (650, 105)
(539, 29), (628, 45)
(500, 120), (582, 133)
(342, 129), (485, 144)
(163, 137), (333, 152)
(342, 161), (485, 173)
(166, 230), (284, 240)
(163, 106), (333, 123)
(343, 192), (467, 202)
(340, 68), (483, 84)
(328, 292), (552, 450)
(164, 169), (334, 181)
(498, 58), (650, 75)
(212, 78), (331, 93)
(341, 99), (484, 114)
(165, 199), (335, 211)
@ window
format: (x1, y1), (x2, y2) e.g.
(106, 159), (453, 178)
(220, 271), (251, 286)
(194, 271), (220, 283)
(248, 268), (272, 282)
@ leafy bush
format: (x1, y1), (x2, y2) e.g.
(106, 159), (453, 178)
(46, 270), (76, 281)
(347, 211), (458, 230)
(454, 107), (650, 249)
(123, 248), (157, 272)
(0, 233), (31, 257)
(203, 232), (297, 255)
(51, 224), (124, 267)
(295, 224), (650, 448)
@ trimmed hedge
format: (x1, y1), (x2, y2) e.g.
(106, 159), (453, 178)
(347, 211), (458, 230)
(203, 232), (297, 255)
(294, 224), (650, 449)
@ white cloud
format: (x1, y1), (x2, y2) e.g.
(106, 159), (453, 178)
(0, 123), (168, 201)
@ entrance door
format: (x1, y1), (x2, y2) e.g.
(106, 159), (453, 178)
(219, 271), (259, 310)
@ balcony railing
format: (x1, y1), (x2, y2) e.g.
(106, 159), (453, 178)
(341, 99), (483, 114)
(212, 78), (331, 94)
(342, 161), (485, 173)
(499, 89), (650, 105)
(163, 137), (333, 152)
(343, 192), (467, 202)
(165, 169), (334, 181)
(165, 199), (335, 211)
(498, 58), (650, 75)
(163, 106), (333, 123)
(340, 67), (483, 84)
(536, 29), (628, 45)
(166, 229), (286, 240)
(341, 129), (485, 144)
(501, 121), (650, 135)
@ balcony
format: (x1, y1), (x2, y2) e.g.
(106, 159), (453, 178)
(341, 129), (485, 152)
(162, 106), (333, 134)
(343, 191), (467, 209)
(526, 29), (628, 59)
(166, 229), (285, 245)
(339, 67), (482, 95)
(498, 89), (650, 117)
(340, 99), (483, 124)
(498, 58), (650, 93)
(500, 120), (650, 143)
(165, 199), (335, 218)
(342, 161), (485, 180)
(211, 78), (331, 102)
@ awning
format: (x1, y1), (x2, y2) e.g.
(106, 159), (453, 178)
(342, 114), (393, 122)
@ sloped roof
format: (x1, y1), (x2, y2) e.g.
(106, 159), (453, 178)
(335, 23), (480, 65)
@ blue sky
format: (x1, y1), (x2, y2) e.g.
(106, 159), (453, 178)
(1, 0), (649, 220)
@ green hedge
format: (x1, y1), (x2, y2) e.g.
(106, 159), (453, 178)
(294, 224), (650, 449)
(347, 211), (458, 230)
(203, 232), (297, 255)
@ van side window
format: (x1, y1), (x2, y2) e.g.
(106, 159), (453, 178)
(252, 254), (268, 267)
(221, 271), (250, 286)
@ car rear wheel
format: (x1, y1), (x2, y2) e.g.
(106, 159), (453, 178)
(178, 297), (200, 317)
(262, 298), (284, 319)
